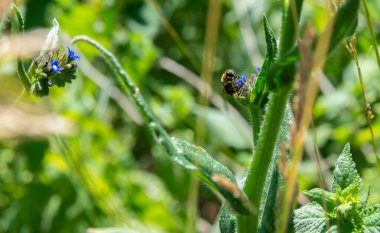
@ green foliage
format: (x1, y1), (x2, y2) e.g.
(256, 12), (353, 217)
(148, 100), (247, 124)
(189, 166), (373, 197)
(72, 36), (251, 215)
(294, 203), (327, 233)
(2, 0), (380, 232)
(294, 144), (380, 233)
(328, 0), (359, 53)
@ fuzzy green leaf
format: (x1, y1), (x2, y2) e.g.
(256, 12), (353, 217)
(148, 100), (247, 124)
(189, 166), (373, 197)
(171, 138), (251, 215)
(219, 204), (237, 233)
(362, 205), (380, 233)
(294, 203), (327, 233)
(304, 188), (336, 212)
(332, 143), (361, 192)
(250, 14), (277, 106)
(50, 64), (78, 87)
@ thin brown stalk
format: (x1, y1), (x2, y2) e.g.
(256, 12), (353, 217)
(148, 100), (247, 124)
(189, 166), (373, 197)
(345, 36), (380, 171)
(186, 1), (222, 232)
(278, 5), (335, 232)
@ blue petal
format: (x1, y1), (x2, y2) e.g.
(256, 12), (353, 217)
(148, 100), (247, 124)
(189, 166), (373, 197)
(67, 46), (80, 61)
(51, 60), (63, 73)
(235, 75), (247, 86)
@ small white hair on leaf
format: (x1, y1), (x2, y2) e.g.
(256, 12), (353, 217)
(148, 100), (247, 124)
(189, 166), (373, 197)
(40, 18), (60, 56)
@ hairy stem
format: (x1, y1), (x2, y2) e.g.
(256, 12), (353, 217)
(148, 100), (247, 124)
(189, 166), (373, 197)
(250, 105), (261, 146)
(237, 87), (291, 233)
(71, 36), (180, 162)
(237, 0), (302, 232)
(12, 4), (31, 91)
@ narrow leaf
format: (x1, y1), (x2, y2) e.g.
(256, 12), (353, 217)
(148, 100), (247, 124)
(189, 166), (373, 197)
(328, 0), (359, 53)
(332, 143), (361, 192)
(172, 138), (251, 215)
(250, 14), (278, 106)
(294, 203), (327, 233)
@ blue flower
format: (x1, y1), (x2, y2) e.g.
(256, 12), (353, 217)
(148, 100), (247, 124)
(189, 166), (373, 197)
(67, 47), (80, 61)
(51, 60), (63, 73)
(256, 67), (261, 73)
(235, 75), (247, 87)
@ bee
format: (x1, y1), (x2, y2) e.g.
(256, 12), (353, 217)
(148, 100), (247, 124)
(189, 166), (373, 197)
(221, 69), (240, 95)
(221, 69), (256, 97)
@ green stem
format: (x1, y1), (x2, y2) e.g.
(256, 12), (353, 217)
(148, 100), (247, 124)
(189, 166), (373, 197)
(237, 87), (291, 233)
(12, 4), (31, 91)
(250, 105), (261, 146)
(237, 0), (301, 232)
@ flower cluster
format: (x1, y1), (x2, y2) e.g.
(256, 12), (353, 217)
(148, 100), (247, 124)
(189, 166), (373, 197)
(29, 47), (80, 96)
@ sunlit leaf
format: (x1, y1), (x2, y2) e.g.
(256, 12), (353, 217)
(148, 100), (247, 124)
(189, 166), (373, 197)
(294, 203), (327, 233)
(171, 138), (251, 215)
(332, 143), (361, 192)
(362, 205), (380, 233)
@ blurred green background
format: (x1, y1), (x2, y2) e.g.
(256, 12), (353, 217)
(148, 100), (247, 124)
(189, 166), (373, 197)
(1, 0), (380, 232)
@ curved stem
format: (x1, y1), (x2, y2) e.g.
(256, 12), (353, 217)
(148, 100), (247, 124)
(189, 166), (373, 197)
(12, 4), (31, 92)
(71, 36), (179, 160)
